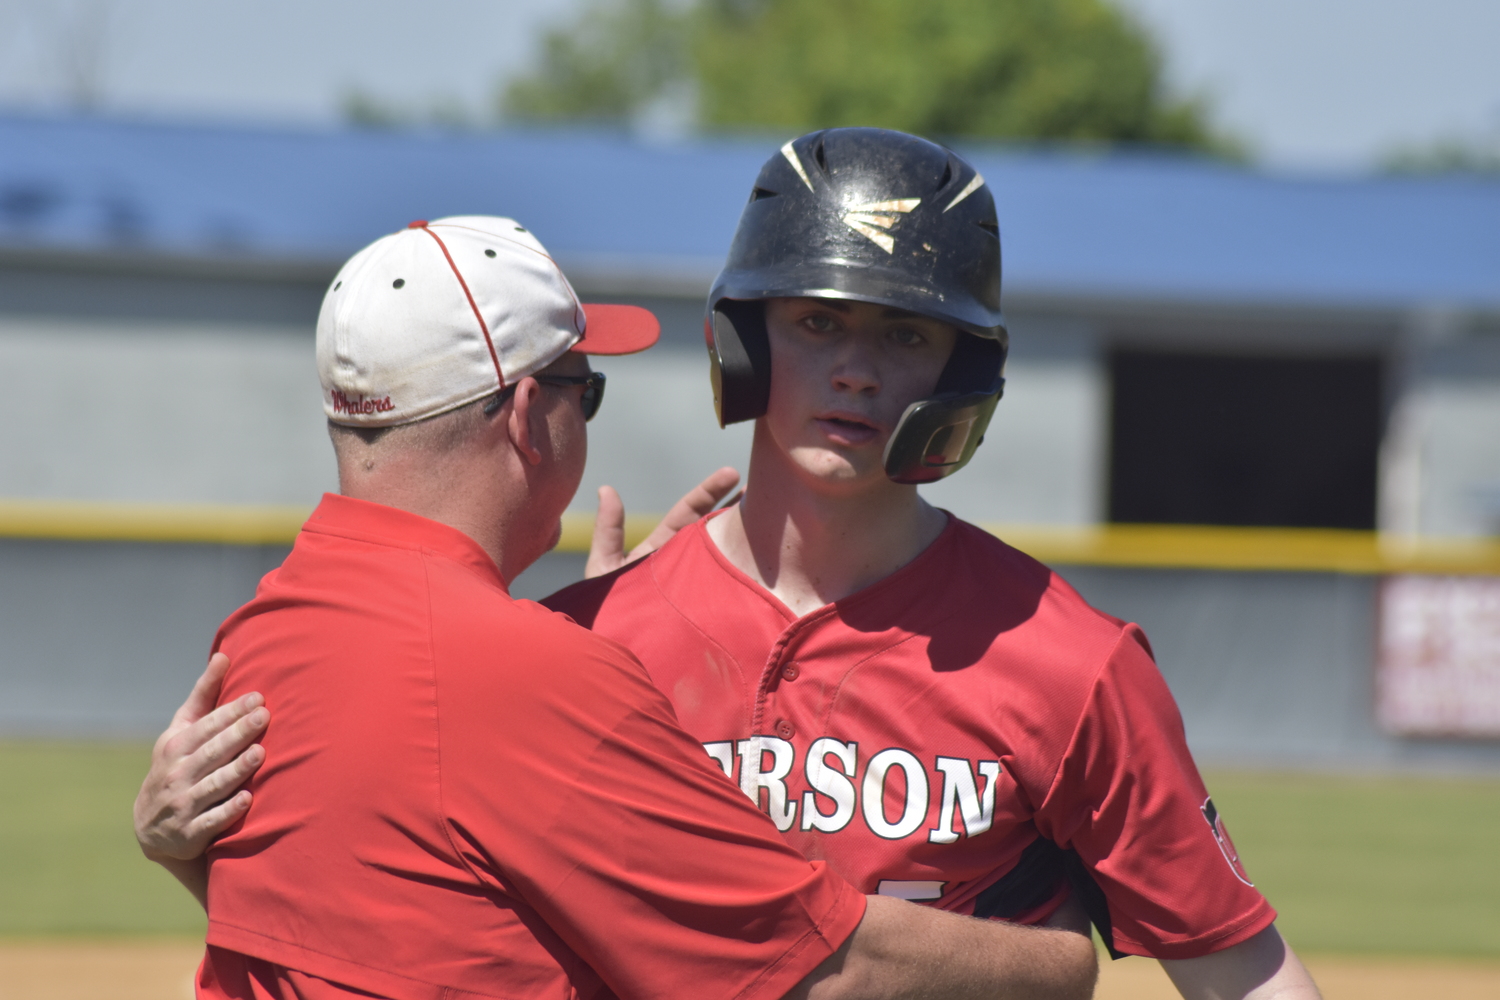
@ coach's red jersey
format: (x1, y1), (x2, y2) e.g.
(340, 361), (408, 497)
(544, 513), (1275, 960)
(201, 494), (864, 1000)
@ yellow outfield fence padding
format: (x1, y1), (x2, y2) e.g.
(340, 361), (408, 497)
(2, 498), (1498, 576)
(555, 512), (662, 554)
(0, 498), (313, 546)
(979, 522), (1500, 576)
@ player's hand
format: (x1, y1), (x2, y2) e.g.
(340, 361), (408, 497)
(134, 652), (268, 863)
(585, 467), (741, 578)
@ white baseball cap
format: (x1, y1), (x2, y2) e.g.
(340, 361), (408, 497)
(316, 215), (660, 427)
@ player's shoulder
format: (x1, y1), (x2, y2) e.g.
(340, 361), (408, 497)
(540, 551), (657, 628)
(947, 519), (1055, 586)
(540, 516), (712, 627)
(936, 521), (1161, 749)
(946, 518), (1137, 655)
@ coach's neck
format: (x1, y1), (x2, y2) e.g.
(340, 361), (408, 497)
(330, 373), (585, 586)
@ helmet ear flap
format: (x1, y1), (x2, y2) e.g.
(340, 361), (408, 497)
(706, 300), (772, 427)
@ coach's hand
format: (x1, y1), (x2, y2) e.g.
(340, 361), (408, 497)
(586, 467), (741, 578)
(133, 652), (268, 907)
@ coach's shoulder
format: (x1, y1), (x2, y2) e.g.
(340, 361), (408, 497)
(428, 561), (661, 697)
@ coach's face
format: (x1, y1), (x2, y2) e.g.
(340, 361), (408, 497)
(508, 350), (592, 567)
(761, 297), (957, 489)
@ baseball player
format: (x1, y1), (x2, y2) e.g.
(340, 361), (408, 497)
(536, 129), (1322, 1000)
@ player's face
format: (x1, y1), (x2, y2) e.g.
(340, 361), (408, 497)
(761, 297), (958, 489)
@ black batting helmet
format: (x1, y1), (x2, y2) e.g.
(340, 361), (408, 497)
(706, 127), (1008, 484)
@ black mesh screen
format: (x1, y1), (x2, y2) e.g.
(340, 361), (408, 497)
(1108, 350), (1382, 530)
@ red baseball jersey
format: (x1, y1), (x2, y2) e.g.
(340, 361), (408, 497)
(201, 494), (865, 1000)
(544, 513), (1275, 960)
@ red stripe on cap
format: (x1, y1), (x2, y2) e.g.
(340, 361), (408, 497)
(415, 223), (505, 389)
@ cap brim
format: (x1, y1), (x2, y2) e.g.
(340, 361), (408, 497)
(573, 304), (661, 355)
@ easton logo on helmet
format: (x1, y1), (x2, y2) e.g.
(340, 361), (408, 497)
(841, 198), (921, 253)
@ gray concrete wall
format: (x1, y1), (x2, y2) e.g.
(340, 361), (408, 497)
(4, 537), (1499, 774)
(1055, 564), (1500, 773)
(0, 537), (290, 735)
(3, 261), (1496, 767)
(7, 260), (1498, 538)
(0, 537), (578, 737)
(0, 318), (334, 506)
(0, 302), (1111, 528)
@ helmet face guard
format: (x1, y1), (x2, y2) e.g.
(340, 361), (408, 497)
(705, 127), (1008, 484)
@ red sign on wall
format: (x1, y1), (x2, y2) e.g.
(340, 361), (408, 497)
(1378, 575), (1500, 738)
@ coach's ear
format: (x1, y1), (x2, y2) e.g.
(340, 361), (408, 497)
(505, 377), (545, 466)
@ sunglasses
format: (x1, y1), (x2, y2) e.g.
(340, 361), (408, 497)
(483, 371), (606, 421)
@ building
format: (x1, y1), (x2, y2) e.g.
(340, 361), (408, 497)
(2, 114), (1498, 767)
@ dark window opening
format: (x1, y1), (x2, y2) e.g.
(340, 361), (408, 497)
(1108, 349), (1382, 530)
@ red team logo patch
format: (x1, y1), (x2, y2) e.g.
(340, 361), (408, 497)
(1201, 797), (1253, 887)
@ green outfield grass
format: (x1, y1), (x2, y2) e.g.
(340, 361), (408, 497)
(0, 742), (204, 936)
(2, 742), (1497, 955)
(1201, 769), (1500, 958)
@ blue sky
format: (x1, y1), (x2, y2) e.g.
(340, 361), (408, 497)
(1, 0), (1497, 172)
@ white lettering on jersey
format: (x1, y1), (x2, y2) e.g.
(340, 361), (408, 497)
(702, 737), (1003, 844)
(737, 736), (798, 831)
(928, 757), (1001, 843)
(801, 738), (858, 832)
(863, 748), (929, 840)
(703, 741), (734, 778)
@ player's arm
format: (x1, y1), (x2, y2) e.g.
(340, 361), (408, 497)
(1036, 630), (1323, 999)
(788, 894), (1097, 1000)
(585, 467), (740, 577)
(1159, 924), (1321, 1000)
(133, 653), (269, 908)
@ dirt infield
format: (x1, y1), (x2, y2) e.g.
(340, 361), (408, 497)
(0, 940), (199, 1000)
(3, 939), (1500, 999)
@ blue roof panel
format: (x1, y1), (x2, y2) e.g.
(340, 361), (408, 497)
(2, 114), (1497, 310)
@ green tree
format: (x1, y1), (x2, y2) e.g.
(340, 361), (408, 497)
(695, 0), (1214, 147)
(499, 0), (1231, 153)
(501, 0), (691, 124)
(1381, 137), (1500, 176)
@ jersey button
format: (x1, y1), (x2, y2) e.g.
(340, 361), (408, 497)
(781, 663), (800, 681)
(775, 719), (795, 740)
